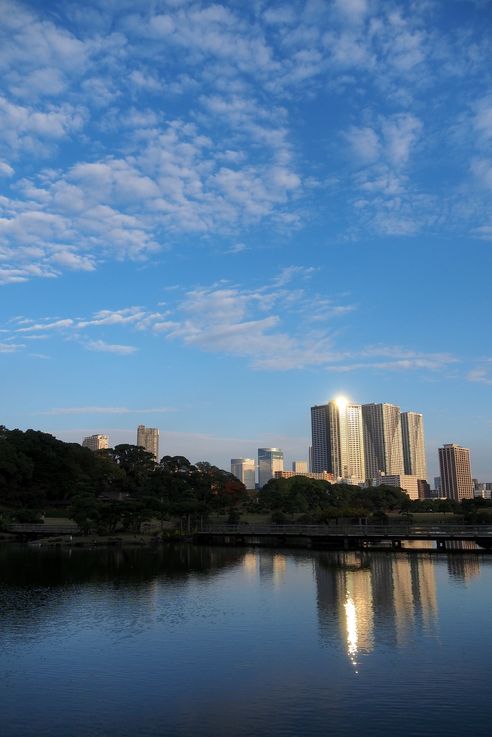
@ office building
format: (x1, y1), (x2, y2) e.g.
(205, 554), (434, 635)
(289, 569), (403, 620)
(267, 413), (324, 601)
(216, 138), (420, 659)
(82, 434), (109, 451)
(311, 399), (365, 483)
(438, 444), (473, 501)
(231, 458), (256, 489)
(362, 403), (404, 479)
(292, 461), (308, 473)
(258, 448), (283, 488)
(137, 425), (159, 460)
(401, 411), (427, 480)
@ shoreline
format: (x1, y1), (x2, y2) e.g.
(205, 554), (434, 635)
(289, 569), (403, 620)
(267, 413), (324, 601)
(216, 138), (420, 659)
(1, 533), (491, 555)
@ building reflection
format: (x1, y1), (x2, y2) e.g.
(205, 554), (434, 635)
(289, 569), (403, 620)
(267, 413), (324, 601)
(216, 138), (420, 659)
(445, 543), (481, 582)
(254, 551), (287, 587)
(315, 552), (438, 666)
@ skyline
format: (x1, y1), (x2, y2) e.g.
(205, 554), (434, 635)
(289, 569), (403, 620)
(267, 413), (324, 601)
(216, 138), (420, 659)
(1, 0), (491, 479)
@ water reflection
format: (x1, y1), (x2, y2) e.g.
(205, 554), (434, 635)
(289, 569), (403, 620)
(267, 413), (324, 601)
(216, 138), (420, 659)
(251, 551), (287, 587)
(1, 545), (491, 737)
(315, 552), (439, 665)
(445, 543), (481, 582)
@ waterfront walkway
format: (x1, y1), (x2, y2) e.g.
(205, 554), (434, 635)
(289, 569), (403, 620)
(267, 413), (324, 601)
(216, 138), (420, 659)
(195, 524), (492, 550)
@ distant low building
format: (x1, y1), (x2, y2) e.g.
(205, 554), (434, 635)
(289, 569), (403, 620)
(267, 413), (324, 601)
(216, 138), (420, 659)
(370, 473), (421, 501)
(274, 471), (334, 482)
(82, 434), (109, 451)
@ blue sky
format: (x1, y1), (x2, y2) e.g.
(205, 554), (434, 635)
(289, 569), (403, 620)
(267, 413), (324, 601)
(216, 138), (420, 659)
(1, 0), (491, 480)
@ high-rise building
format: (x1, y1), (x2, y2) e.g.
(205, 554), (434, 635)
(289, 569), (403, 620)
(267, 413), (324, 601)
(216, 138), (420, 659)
(258, 448), (283, 488)
(137, 425), (159, 460)
(310, 399), (365, 483)
(438, 443), (473, 501)
(401, 411), (427, 480)
(362, 403), (404, 479)
(82, 434), (109, 451)
(231, 458), (256, 489)
(292, 461), (308, 473)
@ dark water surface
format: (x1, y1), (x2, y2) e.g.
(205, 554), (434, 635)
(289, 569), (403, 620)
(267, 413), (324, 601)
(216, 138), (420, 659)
(1, 544), (490, 737)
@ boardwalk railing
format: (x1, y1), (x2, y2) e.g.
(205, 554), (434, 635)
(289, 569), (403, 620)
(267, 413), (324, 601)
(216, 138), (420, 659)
(198, 524), (492, 539)
(8, 523), (80, 534)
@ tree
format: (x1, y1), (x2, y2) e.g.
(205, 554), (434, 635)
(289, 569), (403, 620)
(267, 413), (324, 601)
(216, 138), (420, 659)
(69, 495), (100, 535)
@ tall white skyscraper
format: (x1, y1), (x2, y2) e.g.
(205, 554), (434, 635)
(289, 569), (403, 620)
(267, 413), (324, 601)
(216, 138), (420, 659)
(310, 399), (365, 483)
(137, 425), (159, 460)
(231, 458), (256, 489)
(82, 434), (109, 451)
(258, 448), (283, 488)
(401, 411), (427, 480)
(362, 403), (404, 479)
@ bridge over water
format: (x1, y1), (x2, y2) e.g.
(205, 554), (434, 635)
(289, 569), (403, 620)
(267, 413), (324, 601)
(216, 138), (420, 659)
(195, 524), (492, 551)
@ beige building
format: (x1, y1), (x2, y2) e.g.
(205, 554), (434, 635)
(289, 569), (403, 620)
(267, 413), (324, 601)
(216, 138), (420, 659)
(82, 434), (109, 451)
(292, 460), (308, 473)
(373, 473), (420, 500)
(231, 458), (256, 489)
(401, 411), (427, 480)
(137, 425), (159, 460)
(275, 470), (334, 482)
(439, 443), (473, 501)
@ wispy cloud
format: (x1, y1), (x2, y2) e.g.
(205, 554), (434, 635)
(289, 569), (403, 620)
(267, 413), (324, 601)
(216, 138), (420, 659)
(85, 340), (138, 355)
(1, 266), (462, 375)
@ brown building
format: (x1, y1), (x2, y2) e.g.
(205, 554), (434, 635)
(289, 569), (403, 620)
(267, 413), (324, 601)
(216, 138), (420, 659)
(438, 443), (473, 501)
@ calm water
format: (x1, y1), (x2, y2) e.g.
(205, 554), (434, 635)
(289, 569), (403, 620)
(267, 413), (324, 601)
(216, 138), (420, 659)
(1, 544), (491, 737)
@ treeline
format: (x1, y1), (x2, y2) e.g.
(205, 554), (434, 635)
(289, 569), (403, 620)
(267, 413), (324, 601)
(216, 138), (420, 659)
(1, 426), (491, 533)
(0, 426), (246, 532)
(258, 476), (492, 523)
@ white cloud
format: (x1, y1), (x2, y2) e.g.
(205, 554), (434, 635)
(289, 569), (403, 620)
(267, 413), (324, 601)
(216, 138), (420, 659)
(0, 341), (24, 352)
(345, 126), (380, 163)
(0, 161), (14, 176)
(467, 366), (492, 385)
(85, 339), (138, 355)
(382, 113), (422, 167)
(50, 250), (96, 271)
(17, 319), (75, 333)
(334, 0), (369, 24)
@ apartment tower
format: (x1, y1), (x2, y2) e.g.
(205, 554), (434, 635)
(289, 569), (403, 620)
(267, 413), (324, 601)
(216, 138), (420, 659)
(401, 411), (427, 480)
(362, 403), (404, 479)
(82, 434), (109, 451)
(137, 425), (159, 461)
(310, 399), (365, 483)
(438, 444), (473, 501)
